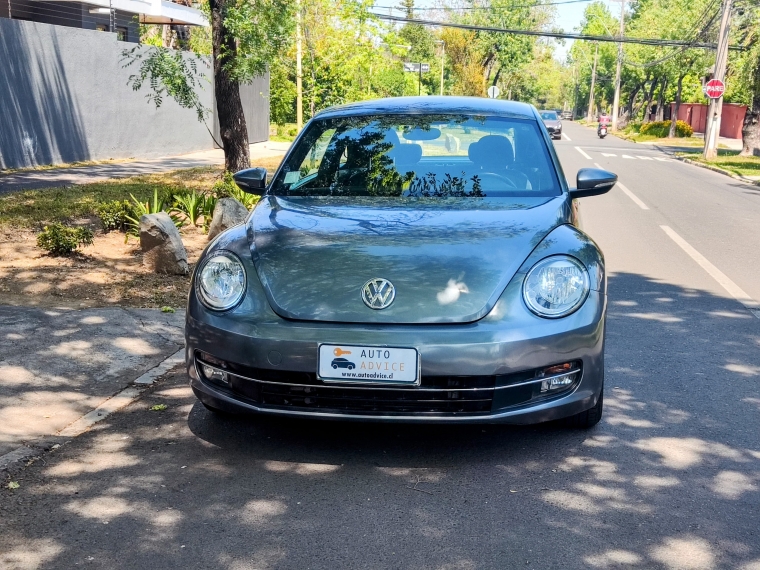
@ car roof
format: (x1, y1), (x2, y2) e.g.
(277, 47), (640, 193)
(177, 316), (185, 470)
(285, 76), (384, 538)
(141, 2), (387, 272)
(314, 96), (537, 121)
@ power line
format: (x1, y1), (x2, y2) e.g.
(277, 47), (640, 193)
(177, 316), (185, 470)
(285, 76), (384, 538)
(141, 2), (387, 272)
(373, 13), (746, 50)
(372, 0), (593, 10)
(621, 0), (721, 68)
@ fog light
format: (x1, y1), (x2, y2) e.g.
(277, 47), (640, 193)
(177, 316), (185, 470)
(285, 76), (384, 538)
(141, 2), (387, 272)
(540, 374), (576, 392)
(537, 361), (580, 393)
(201, 364), (228, 385)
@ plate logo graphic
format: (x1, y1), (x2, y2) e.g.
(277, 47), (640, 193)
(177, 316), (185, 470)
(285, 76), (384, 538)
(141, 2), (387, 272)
(361, 278), (395, 310)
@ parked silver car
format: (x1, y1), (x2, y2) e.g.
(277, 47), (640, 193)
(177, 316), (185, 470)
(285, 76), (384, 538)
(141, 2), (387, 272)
(186, 96), (616, 427)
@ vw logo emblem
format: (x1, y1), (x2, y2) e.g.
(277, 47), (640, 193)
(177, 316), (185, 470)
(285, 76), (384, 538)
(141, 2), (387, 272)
(361, 278), (396, 310)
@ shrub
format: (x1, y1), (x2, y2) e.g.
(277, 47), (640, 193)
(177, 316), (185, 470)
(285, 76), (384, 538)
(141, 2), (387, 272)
(211, 170), (238, 197)
(173, 190), (204, 226)
(37, 223), (94, 256)
(96, 200), (131, 232)
(639, 120), (693, 138)
(212, 171), (260, 209)
(200, 194), (218, 234)
(125, 188), (185, 241)
(675, 120), (694, 137)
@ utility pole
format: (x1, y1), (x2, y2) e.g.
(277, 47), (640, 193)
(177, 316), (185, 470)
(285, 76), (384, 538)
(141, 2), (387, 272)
(611, 0), (626, 130)
(296, 0), (303, 131)
(703, 0), (733, 159)
(587, 43), (598, 122)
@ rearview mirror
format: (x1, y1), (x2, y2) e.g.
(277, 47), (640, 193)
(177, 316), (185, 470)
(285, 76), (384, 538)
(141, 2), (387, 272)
(403, 127), (441, 141)
(569, 168), (617, 199)
(233, 167), (267, 195)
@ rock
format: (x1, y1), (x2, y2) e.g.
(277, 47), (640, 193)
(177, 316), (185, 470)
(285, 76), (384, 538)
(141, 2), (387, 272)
(208, 198), (249, 241)
(140, 212), (189, 275)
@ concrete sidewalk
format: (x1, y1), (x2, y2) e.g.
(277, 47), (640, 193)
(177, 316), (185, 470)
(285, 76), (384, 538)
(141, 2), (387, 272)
(0, 140), (291, 194)
(0, 305), (186, 457)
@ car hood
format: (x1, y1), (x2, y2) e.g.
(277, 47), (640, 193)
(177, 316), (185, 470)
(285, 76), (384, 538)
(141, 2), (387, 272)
(543, 120), (561, 128)
(247, 196), (569, 324)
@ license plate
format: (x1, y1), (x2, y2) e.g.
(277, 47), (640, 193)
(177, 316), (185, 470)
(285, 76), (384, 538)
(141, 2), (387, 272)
(317, 344), (419, 385)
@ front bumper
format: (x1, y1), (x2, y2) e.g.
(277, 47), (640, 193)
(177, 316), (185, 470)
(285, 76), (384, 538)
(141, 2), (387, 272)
(186, 292), (605, 424)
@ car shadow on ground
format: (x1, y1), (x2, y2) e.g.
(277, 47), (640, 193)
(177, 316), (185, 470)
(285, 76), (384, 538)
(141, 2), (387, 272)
(1, 272), (759, 570)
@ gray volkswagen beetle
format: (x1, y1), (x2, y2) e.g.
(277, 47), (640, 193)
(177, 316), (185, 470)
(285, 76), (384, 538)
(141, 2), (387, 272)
(186, 96), (616, 427)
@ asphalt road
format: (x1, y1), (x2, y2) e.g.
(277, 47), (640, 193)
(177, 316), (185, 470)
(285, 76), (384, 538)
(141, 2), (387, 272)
(2, 123), (759, 570)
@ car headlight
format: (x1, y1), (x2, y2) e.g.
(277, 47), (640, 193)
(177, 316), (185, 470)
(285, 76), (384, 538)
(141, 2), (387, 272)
(523, 255), (589, 318)
(197, 252), (246, 311)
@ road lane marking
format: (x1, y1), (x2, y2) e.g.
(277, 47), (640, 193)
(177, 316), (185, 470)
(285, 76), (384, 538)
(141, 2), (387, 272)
(594, 163), (603, 169)
(575, 147), (592, 159)
(602, 153), (617, 157)
(660, 225), (760, 315)
(654, 157), (669, 162)
(637, 156), (653, 160)
(622, 154), (636, 159)
(617, 182), (649, 210)
(562, 132), (572, 141)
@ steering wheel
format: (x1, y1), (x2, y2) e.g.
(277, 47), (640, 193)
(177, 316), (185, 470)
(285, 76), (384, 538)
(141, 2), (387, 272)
(476, 172), (518, 191)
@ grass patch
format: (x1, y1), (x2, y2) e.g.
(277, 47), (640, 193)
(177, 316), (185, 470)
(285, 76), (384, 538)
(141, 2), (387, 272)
(270, 123), (300, 142)
(0, 157), (283, 230)
(617, 132), (705, 145)
(0, 157), (132, 175)
(677, 150), (760, 177)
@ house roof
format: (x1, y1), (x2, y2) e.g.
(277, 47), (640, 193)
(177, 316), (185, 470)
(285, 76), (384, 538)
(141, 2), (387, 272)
(37, 0), (208, 25)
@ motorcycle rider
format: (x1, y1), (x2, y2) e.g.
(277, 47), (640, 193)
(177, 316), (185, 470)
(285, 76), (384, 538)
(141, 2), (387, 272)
(597, 111), (611, 136)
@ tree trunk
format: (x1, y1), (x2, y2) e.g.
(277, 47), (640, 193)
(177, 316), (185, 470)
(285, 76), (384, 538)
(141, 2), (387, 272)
(631, 82), (648, 120)
(210, 0), (250, 173)
(669, 74), (684, 138)
(641, 78), (657, 122)
(656, 78), (667, 121)
(741, 57), (760, 156)
(626, 82), (641, 118)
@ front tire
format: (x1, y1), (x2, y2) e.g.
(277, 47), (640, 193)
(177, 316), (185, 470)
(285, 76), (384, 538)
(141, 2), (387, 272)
(562, 388), (603, 428)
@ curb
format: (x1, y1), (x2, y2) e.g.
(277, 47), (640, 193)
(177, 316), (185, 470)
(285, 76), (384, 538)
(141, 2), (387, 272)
(0, 347), (185, 474)
(670, 156), (760, 186)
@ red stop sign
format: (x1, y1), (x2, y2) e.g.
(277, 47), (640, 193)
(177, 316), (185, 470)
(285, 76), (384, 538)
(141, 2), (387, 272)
(704, 79), (725, 99)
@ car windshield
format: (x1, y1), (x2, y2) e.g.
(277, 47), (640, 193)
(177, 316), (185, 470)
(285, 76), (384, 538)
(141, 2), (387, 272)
(540, 111), (558, 120)
(268, 114), (561, 198)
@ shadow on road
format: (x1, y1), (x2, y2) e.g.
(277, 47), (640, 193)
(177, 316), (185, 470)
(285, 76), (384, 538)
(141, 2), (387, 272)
(1, 272), (759, 569)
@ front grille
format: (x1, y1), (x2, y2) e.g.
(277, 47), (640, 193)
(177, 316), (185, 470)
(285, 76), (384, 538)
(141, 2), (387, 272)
(256, 383), (493, 415)
(196, 352), (580, 417)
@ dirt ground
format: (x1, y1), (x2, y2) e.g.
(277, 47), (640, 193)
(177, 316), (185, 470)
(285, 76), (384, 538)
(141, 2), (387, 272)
(0, 225), (209, 309)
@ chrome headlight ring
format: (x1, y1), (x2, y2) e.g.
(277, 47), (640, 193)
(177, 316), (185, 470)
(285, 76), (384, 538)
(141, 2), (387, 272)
(196, 251), (247, 311)
(523, 255), (590, 318)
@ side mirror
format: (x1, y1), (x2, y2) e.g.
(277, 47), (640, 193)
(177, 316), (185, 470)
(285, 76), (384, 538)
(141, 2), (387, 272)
(569, 168), (617, 199)
(232, 167), (267, 195)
